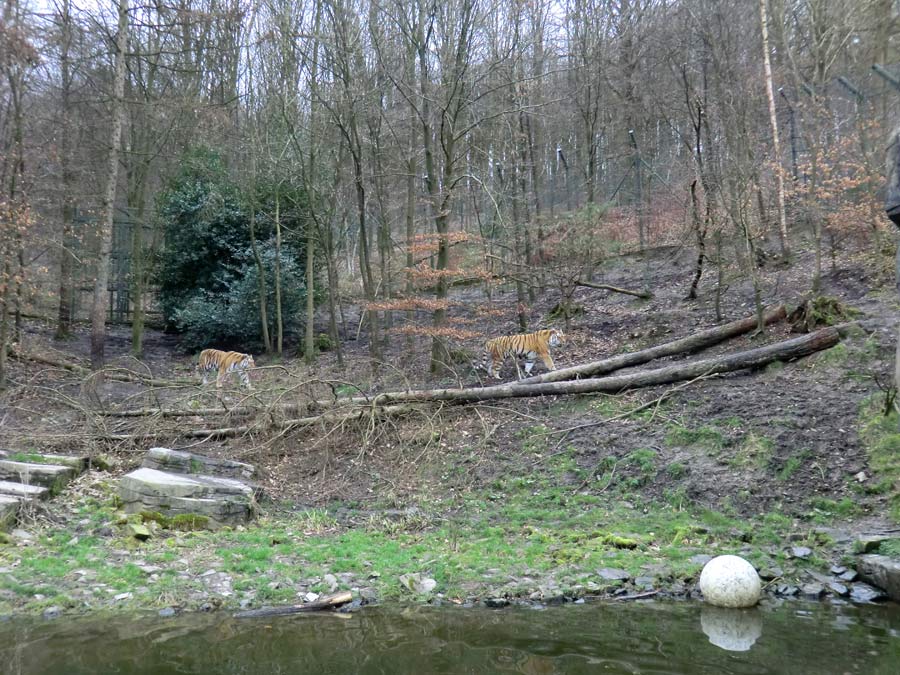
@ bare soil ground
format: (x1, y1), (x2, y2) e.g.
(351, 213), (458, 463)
(2, 237), (898, 532)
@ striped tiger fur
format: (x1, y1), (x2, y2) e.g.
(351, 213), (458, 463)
(475, 328), (565, 380)
(197, 349), (256, 389)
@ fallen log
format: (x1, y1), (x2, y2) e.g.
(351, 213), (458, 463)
(233, 591), (353, 619)
(9, 347), (191, 388)
(341, 325), (838, 405)
(176, 327), (840, 438)
(575, 280), (653, 299)
(518, 304), (787, 385)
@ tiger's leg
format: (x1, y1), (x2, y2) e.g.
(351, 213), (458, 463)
(216, 365), (226, 389)
(493, 355), (503, 379)
(540, 351), (556, 371)
(239, 368), (253, 389)
(201, 368), (209, 386)
(522, 356), (537, 377)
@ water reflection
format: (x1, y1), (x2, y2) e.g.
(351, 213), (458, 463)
(700, 606), (763, 652)
(0, 601), (897, 675)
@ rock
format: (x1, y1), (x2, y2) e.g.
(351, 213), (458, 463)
(303, 592), (319, 603)
(118, 468), (256, 529)
(689, 554), (713, 566)
(139, 565), (163, 574)
(856, 555), (900, 601)
(114, 592), (133, 601)
(0, 496), (19, 531)
(849, 582), (886, 604)
(800, 583), (825, 599)
(838, 569), (858, 583)
(484, 597), (509, 608)
(827, 582), (849, 597)
(700, 606), (763, 652)
(699, 555), (761, 608)
(0, 458), (79, 490)
(42, 606), (62, 620)
(829, 565), (847, 575)
(758, 566), (784, 581)
(633, 576), (655, 590)
(10, 529), (34, 544)
(776, 584), (799, 597)
(129, 524), (151, 541)
(853, 471), (867, 482)
(158, 607), (176, 618)
(597, 568), (631, 582)
(789, 546), (812, 559)
(399, 573), (437, 595)
(142, 448), (257, 482)
(0, 480), (48, 501)
(855, 535), (888, 553)
(323, 573), (338, 592)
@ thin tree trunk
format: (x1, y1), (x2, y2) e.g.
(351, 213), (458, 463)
(274, 192), (283, 356)
(90, 0), (128, 370)
(248, 203), (271, 354)
(305, 224), (315, 364)
(759, 0), (790, 260)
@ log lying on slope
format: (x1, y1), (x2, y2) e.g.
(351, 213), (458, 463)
(179, 327), (840, 439)
(518, 304), (787, 385)
(233, 591), (353, 619)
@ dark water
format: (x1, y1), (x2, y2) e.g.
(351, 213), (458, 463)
(1, 601), (898, 674)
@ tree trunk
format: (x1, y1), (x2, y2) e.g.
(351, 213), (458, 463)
(55, 0), (76, 340)
(520, 305), (786, 385)
(759, 0), (790, 260)
(305, 222), (315, 364)
(248, 203), (272, 354)
(90, 0), (128, 370)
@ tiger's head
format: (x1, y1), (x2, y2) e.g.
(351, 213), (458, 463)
(547, 328), (565, 347)
(243, 354), (256, 369)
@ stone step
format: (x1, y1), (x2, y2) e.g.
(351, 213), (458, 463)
(0, 479), (49, 501)
(142, 447), (256, 481)
(0, 450), (89, 473)
(118, 468), (256, 529)
(0, 459), (78, 492)
(0, 495), (19, 531)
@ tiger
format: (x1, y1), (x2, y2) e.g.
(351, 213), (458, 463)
(475, 328), (565, 381)
(197, 349), (256, 389)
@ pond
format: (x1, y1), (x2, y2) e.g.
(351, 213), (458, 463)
(1, 600), (898, 674)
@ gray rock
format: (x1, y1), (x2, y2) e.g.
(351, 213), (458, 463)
(484, 597), (509, 608)
(758, 566), (784, 581)
(42, 606), (62, 620)
(856, 555), (900, 601)
(0, 458), (78, 489)
(800, 583), (825, 599)
(633, 576), (655, 590)
(0, 496), (18, 531)
(142, 448), (257, 481)
(856, 535), (888, 553)
(158, 607), (176, 618)
(118, 468), (256, 528)
(838, 569), (858, 583)
(323, 573), (338, 592)
(10, 529), (34, 543)
(597, 568), (631, 581)
(827, 582), (849, 597)
(829, 565), (847, 575)
(849, 582), (886, 604)
(790, 546), (812, 559)
(398, 573), (436, 595)
(0, 480), (48, 501)
(689, 554), (713, 566)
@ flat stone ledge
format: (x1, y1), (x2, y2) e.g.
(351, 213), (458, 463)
(142, 447), (256, 481)
(119, 468), (256, 528)
(0, 480), (49, 501)
(0, 459), (77, 490)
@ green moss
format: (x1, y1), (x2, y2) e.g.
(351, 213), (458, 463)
(5, 452), (53, 465)
(666, 424), (727, 454)
(730, 432), (774, 469)
(171, 514), (211, 531)
(777, 450), (810, 481)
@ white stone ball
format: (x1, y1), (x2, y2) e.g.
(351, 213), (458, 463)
(699, 555), (761, 608)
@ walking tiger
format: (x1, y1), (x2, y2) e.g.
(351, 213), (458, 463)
(197, 349), (256, 389)
(475, 328), (565, 380)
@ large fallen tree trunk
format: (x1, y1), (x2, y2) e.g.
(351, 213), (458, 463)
(176, 327), (840, 438)
(518, 304), (787, 385)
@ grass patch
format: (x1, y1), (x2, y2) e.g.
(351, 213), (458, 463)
(730, 432), (774, 469)
(858, 395), (900, 522)
(807, 497), (860, 523)
(4, 452), (55, 465)
(777, 450), (810, 481)
(666, 424), (727, 454)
